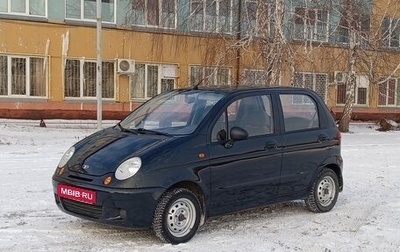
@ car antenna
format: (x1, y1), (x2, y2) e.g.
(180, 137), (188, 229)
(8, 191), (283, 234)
(192, 80), (203, 90)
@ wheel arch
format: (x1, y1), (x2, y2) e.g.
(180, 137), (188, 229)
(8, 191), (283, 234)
(322, 164), (343, 192)
(166, 181), (207, 225)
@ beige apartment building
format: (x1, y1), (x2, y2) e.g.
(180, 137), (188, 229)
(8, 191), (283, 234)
(0, 0), (399, 120)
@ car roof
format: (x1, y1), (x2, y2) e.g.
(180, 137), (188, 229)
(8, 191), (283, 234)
(177, 85), (315, 95)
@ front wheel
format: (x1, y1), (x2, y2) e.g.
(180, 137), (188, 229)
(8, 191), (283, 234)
(306, 169), (339, 213)
(152, 188), (201, 244)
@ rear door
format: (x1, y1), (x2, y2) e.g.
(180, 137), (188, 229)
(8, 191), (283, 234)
(207, 93), (282, 216)
(277, 92), (334, 197)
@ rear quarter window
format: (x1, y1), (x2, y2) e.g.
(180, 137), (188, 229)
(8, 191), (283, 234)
(279, 94), (319, 132)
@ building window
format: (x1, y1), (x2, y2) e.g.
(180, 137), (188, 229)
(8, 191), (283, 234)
(190, 66), (231, 87)
(131, 63), (177, 100)
(293, 72), (327, 102)
(66, 0), (115, 23)
(244, 1), (275, 37)
(382, 17), (400, 48)
(0, 55), (47, 97)
(336, 83), (346, 105)
(293, 7), (328, 42)
(64, 59), (114, 99)
(190, 0), (232, 34)
(0, 0), (46, 16)
(129, 0), (176, 28)
(242, 69), (268, 86)
(378, 78), (398, 106)
(336, 75), (369, 106)
(337, 11), (370, 45)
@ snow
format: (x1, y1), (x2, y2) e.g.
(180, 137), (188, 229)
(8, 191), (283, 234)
(0, 119), (399, 252)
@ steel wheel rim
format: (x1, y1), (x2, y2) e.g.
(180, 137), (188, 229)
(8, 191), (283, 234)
(166, 198), (196, 237)
(317, 176), (336, 207)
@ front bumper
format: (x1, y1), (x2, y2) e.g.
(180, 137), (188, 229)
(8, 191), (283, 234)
(52, 179), (165, 229)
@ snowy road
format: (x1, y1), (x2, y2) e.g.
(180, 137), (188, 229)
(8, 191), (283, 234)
(0, 120), (399, 252)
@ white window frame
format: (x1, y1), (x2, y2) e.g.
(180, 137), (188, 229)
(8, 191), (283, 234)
(190, 65), (231, 87)
(242, 69), (268, 86)
(0, 55), (48, 98)
(378, 78), (398, 107)
(130, 63), (177, 100)
(0, 0), (47, 17)
(355, 75), (369, 106)
(293, 72), (328, 102)
(130, 0), (177, 29)
(190, 0), (233, 34)
(382, 17), (400, 48)
(244, 0), (275, 37)
(293, 7), (329, 42)
(65, 0), (116, 23)
(335, 75), (369, 106)
(64, 58), (115, 100)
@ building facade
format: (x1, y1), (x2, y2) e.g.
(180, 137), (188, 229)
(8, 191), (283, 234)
(0, 0), (399, 120)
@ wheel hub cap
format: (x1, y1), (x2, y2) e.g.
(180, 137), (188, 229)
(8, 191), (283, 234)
(317, 176), (336, 207)
(166, 198), (196, 237)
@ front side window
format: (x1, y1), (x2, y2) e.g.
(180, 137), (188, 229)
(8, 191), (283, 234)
(382, 17), (400, 48)
(190, 66), (231, 87)
(66, 0), (115, 23)
(0, 0), (46, 16)
(129, 0), (176, 28)
(190, 0), (232, 34)
(293, 7), (328, 42)
(244, 0), (275, 37)
(0, 55), (47, 97)
(211, 95), (274, 141)
(64, 59), (114, 99)
(131, 63), (177, 100)
(378, 78), (398, 106)
(293, 72), (327, 102)
(280, 94), (319, 132)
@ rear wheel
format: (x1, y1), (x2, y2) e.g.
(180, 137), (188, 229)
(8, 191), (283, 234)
(152, 188), (201, 244)
(306, 169), (339, 213)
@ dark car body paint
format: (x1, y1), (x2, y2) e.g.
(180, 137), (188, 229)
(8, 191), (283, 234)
(52, 87), (343, 229)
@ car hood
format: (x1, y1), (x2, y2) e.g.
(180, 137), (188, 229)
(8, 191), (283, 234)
(67, 128), (168, 176)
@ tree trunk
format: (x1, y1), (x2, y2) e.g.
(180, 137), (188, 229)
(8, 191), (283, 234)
(338, 8), (357, 133)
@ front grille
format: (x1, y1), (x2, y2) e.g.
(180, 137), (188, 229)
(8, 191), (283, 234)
(61, 198), (102, 219)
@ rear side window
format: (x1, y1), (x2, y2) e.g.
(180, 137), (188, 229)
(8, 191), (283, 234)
(279, 94), (319, 132)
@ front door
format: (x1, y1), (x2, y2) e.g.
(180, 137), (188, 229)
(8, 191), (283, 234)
(207, 94), (282, 216)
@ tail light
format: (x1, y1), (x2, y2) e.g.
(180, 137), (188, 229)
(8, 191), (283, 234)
(337, 131), (342, 142)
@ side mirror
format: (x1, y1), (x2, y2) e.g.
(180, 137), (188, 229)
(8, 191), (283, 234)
(230, 126), (248, 141)
(224, 127), (248, 149)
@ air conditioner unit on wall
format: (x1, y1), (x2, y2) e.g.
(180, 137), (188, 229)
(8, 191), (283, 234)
(116, 59), (135, 74)
(334, 71), (347, 83)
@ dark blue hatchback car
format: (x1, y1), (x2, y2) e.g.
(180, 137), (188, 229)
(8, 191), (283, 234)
(52, 86), (343, 244)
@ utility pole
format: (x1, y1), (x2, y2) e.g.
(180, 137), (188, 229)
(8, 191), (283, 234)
(96, 0), (102, 130)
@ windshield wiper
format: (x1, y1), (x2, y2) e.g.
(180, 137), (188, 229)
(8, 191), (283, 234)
(116, 123), (139, 135)
(137, 128), (171, 136)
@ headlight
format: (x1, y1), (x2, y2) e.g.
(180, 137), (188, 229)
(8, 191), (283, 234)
(58, 146), (75, 168)
(115, 157), (142, 180)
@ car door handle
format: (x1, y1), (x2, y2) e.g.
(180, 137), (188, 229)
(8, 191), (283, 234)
(265, 140), (278, 149)
(318, 134), (328, 142)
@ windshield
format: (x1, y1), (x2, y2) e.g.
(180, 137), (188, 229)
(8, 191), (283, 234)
(119, 90), (226, 135)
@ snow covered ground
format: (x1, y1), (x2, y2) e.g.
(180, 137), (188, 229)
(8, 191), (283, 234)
(0, 119), (399, 252)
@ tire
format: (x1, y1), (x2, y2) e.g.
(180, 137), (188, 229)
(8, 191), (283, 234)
(152, 188), (201, 244)
(306, 169), (339, 213)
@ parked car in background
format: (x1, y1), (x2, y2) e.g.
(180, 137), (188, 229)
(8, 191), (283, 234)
(52, 86), (343, 244)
